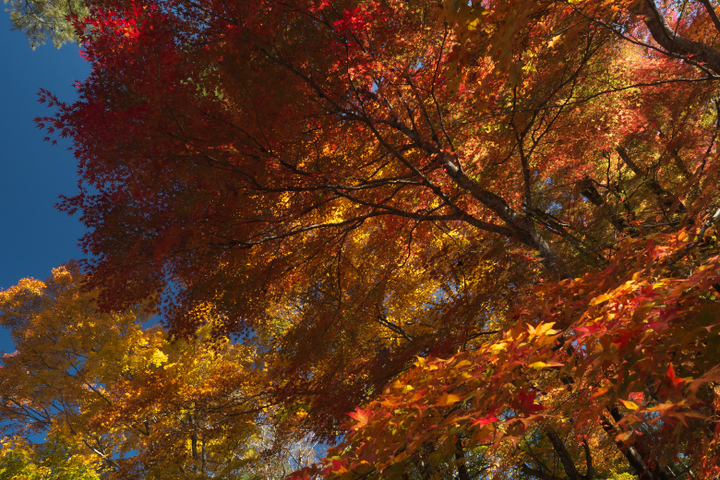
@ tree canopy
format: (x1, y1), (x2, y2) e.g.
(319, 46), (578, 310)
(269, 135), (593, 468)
(4, 0), (720, 478)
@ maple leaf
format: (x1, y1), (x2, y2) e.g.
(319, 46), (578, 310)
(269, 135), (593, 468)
(513, 390), (546, 414)
(347, 408), (372, 430)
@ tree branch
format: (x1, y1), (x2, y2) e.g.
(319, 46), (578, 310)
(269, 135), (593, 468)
(581, 439), (594, 480)
(642, 0), (720, 75)
(699, 0), (720, 34)
(543, 426), (581, 480)
(438, 154), (571, 278)
(616, 147), (685, 213)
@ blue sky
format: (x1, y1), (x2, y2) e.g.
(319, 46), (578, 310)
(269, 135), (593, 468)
(0, 10), (90, 353)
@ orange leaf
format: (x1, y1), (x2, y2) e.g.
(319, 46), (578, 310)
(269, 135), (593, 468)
(437, 393), (461, 406)
(347, 407), (371, 430)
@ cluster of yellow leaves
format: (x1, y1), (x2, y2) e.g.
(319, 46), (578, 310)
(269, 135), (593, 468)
(0, 264), (305, 479)
(0, 434), (106, 480)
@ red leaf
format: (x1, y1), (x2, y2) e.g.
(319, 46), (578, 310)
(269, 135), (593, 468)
(666, 364), (683, 387)
(514, 390), (546, 414)
(471, 413), (498, 427)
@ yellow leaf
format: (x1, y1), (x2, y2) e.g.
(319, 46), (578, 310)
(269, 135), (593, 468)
(535, 322), (557, 337)
(646, 402), (674, 412)
(620, 399), (639, 410)
(528, 361), (550, 369)
(529, 360), (563, 369)
(589, 293), (612, 306)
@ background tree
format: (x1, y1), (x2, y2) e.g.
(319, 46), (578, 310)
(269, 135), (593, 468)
(0, 264), (317, 479)
(0, 434), (105, 479)
(2, 0), (87, 48)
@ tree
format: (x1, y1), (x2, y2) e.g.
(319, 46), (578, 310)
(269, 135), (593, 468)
(33, 0), (720, 478)
(2, 0), (87, 48)
(0, 264), (316, 479)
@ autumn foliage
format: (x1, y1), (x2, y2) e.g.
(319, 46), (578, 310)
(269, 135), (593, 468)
(0, 265), (318, 478)
(3, 0), (720, 477)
